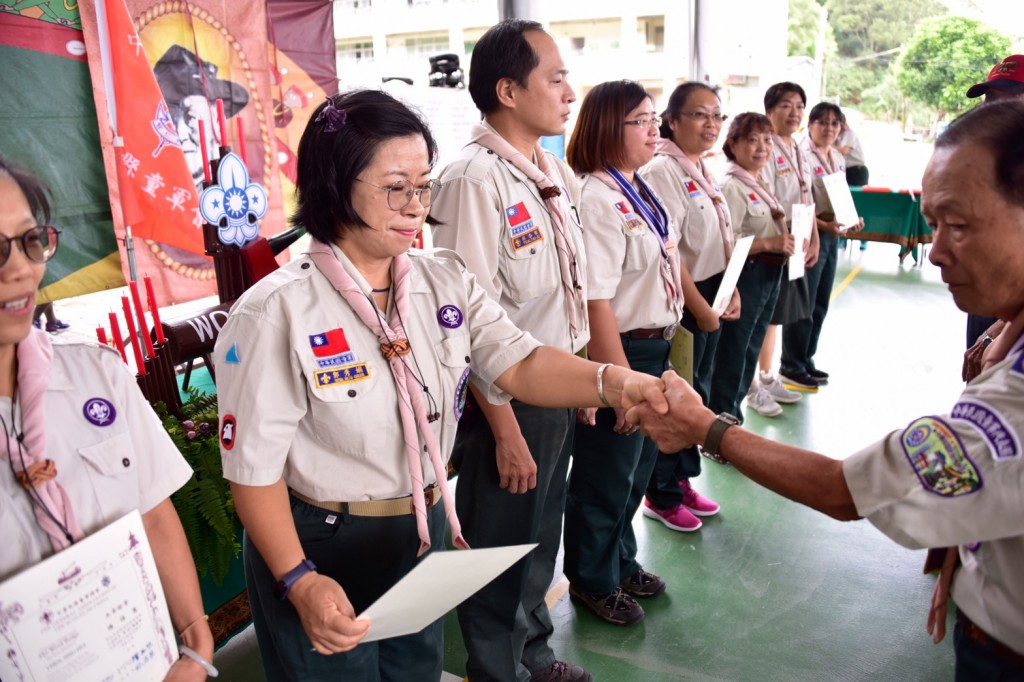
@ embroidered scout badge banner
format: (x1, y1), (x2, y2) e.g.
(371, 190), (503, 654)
(950, 399), (1021, 461)
(900, 416), (982, 497)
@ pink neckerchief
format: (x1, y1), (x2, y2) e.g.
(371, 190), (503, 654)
(468, 123), (587, 339)
(586, 169), (683, 314)
(805, 139), (839, 175)
(654, 138), (733, 259)
(2, 328), (84, 551)
(773, 134), (811, 204)
(723, 161), (790, 236)
(306, 241), (468, 557)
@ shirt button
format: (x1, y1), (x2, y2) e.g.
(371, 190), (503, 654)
(530, 248), (536, 254)
(122, 458), (130, 468)
(348, 389), (357, 397)
(301, 262), (310, 270)
(487, 150), (494, 154)
(464, 356), (470, 363)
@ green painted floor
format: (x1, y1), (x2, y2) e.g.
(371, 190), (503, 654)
(215, 242), (963, 681)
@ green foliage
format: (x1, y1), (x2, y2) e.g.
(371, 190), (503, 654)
(896, 16), (1011, 116)
(827, 0), (944, 57)
(788, 0), (825, 57)
(156, 389), (240, 585)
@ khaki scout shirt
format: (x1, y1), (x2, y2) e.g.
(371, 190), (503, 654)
(430, 129), (589, 355)
(843, 334), (1024, 654)
(578, 174), (682, 333)
(799, 138), (847, 220)
(720, 176), (784, 243)
(643, 154), (732, 282)
(216, 244), (540, 502)
(764, 136), (814, 220)
(0, 340), (193, 581)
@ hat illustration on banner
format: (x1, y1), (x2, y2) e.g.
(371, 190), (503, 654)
(153, 44), (249, 116)
(966, 55), (1024, 99)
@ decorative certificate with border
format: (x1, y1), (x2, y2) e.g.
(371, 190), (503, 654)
(0, 510), (176, 681)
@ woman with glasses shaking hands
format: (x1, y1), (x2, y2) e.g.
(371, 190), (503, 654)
(639, 82), (739, 534)
(214, 89), (668, 681)
(562, 80), (684, 627)
(0, 155), (216, 680)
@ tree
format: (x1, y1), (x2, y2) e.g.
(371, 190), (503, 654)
(789, 0), (826, 57)
(827, 0), (944, 58)
(896, 15), (1011, 117)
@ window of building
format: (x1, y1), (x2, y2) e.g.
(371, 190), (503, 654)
(638, 15), (665, 53)
(338, 0), (372, 9)
(337, 39), (375, 65)
(399, 34), (450, 60)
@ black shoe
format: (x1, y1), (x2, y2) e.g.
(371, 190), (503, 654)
(569, 585), (644, 625)
(807, 368), (829, 384)
(779, 371), (820, 391)
(619, 568), (666, 598)
(530, 661), (593, 682)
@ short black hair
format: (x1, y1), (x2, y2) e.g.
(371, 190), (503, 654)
(936, 99), (1024, 209)
(659, 82), (719, 138)
(468, 19), (545, 115)
(764, 82), (807, 111)
(807, 102), (844, 125)
(291, 90), (438, 243)
(722, 113), (774, 162)
(0, 155), (51, 224)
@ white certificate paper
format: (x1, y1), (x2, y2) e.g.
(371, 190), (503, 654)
(822, 172), (860, 230)
(711, 236), (754, 314)
(358, 544), (536, 642)
(789, 203), (816, 280)
(0, 510), (177, 682)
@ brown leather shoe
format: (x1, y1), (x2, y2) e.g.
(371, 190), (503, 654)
(569, 585), (644, 625)
(529, 661), (593, 682)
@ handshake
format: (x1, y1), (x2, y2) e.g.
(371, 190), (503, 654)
(616, 369), (720, 453)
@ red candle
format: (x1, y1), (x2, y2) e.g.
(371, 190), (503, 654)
(129, 280), (155, 358)
(108, 312), (127, 364)
(144, 276), (165, 344)
(96, 327), (108, 346)
(120, 297), (146, 375)
(198, 119), (211, 184)
(236, 116), (247, 167)
(216, 99), (228, 147)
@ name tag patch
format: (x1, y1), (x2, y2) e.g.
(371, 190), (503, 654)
(900, 416), (982, 497)
(511, 227), (544, 251)
(315, 363), (371, 388)
(950, 399), (1020, 460)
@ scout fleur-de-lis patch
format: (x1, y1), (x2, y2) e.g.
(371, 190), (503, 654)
(900, 417), (982, 497)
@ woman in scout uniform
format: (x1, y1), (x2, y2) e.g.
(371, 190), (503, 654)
(709, 113), (796, 422)
(214, 90), (667, 681)
(0, 156), (214, 680)
(561, 80), (683, 626)
(640, 82), (736, 532)
(785, 103), (864, 388)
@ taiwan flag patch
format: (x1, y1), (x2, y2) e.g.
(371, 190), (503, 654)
(615, 201), (631, 215)
(748, 192), (761, 204)
(309, 328), (350, 358)
(506, 202), (532, 227)
(685, 180), (701, 198)
(814, 165), (825, 177)
(776, 155), (787, 168)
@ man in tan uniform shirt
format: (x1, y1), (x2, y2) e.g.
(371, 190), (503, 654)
(428, 19), (591, 682)
(630, 100), (1024, 680)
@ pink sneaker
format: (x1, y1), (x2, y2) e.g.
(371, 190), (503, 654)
(641, 498), (702, 532)
(679, 479), (720, 517)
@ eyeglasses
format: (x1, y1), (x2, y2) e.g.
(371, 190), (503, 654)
(680, 111), (728, 124)
(355, 178), (440, 211)
(812, 119), (842, 128)
(624, 115), (663, 129)
(0, 226), (60, 268)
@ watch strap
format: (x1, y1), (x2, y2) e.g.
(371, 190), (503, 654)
(274, 558), (317, 600)
(704, 412), (739, 457)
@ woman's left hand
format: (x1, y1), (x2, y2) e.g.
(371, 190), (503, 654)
(722, 290), (741, 321)
(804, 237), (820, 268)
(164, 656), (211, 681)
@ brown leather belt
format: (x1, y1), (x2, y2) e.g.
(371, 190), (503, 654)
(956, 608), (1024, 666)
(621, 324), (677, 340)
(748, 252), (787, 266)
(290, 484), (441, 517)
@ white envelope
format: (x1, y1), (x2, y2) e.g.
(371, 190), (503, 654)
(789, 203), (815, 280)
(822, 172), (860, 230)
(712, 236), (754, 313)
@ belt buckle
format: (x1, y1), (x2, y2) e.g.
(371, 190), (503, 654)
(662, 324), (678, 341)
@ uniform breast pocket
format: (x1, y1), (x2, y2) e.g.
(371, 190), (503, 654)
(623, 229), (657, 274)
(78, 432), (141, 520)
(499, 224), (559, 303)
(437, 335), (472, 429)
(305, 359), (385, 455)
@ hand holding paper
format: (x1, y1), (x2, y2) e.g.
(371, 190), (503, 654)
(290, 573), (371, 654)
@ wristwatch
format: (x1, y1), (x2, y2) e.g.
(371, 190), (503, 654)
(273, 559), (317, 600)
(704, 412), (740, 458)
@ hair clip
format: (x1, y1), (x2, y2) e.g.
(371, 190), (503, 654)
(315, 98), (347, 133)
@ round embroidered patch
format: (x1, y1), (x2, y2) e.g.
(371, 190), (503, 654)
(220, 414), (237, 451)
(83, 398), (116, 427)
(454, 367), (471, 421)
(437, 305), (463, 329)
